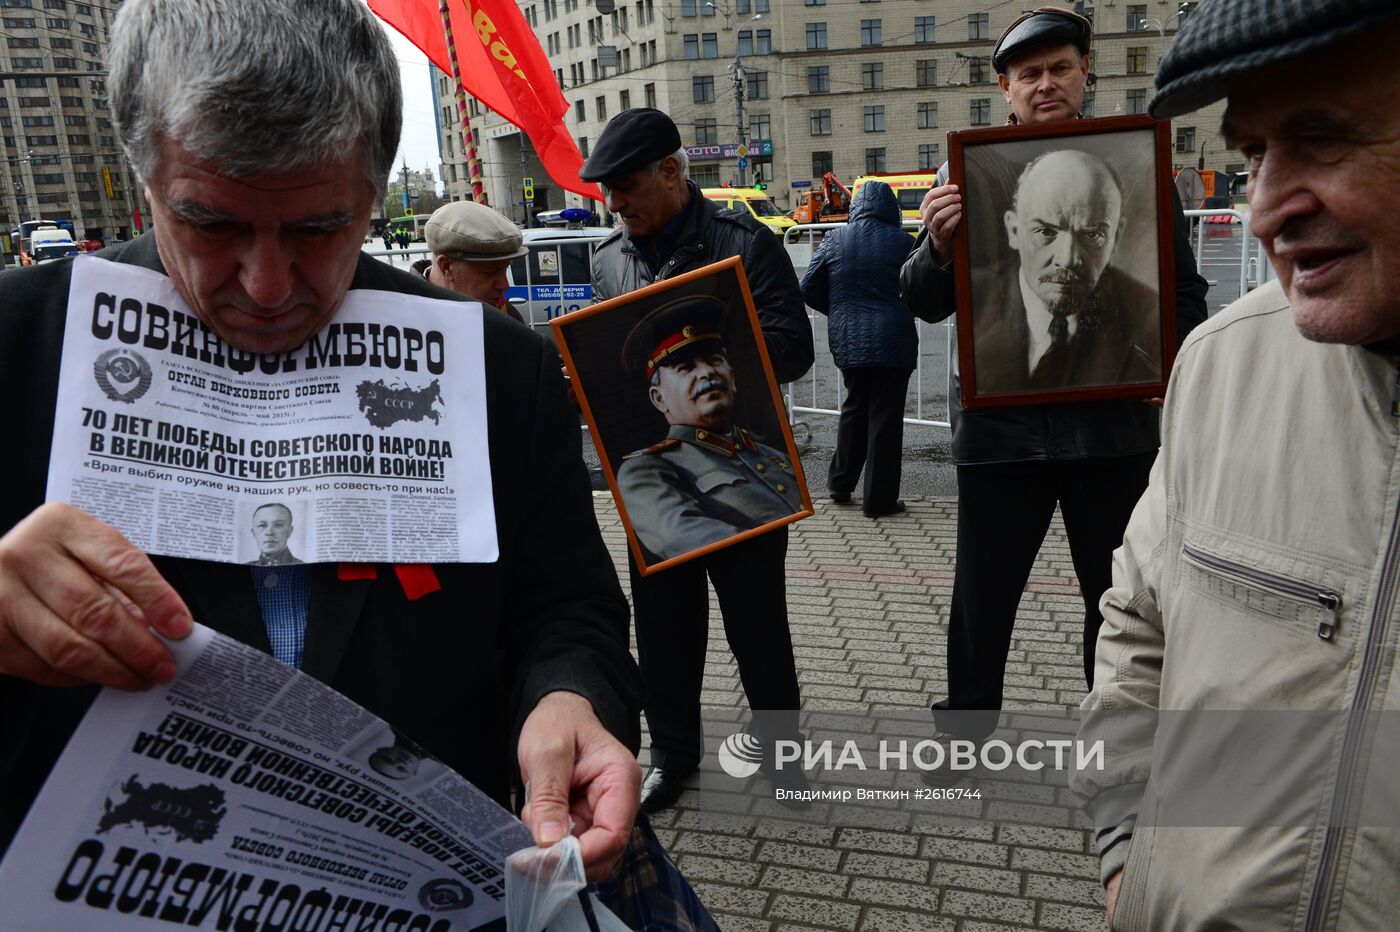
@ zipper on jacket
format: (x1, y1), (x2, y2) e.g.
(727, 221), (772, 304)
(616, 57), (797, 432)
(1181, 543), (1342, 640)
(1391, 361), (1400, 417)
(1301, 492), (1400, 931)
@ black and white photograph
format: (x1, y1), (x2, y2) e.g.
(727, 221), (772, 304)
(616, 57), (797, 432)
(949, 115), (1176, 408)
(552, 258), (812, 575)
(241, 500), (306, 567)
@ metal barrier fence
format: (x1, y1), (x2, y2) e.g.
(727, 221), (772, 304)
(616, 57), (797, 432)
(781, 209), (1270, 433)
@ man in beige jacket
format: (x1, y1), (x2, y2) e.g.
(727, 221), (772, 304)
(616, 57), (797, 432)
(1074, 0), (1400, 928)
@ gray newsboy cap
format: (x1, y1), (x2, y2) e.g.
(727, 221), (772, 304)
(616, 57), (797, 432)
(1151, 0), (1400, 119)
(424, 201), (528, 261)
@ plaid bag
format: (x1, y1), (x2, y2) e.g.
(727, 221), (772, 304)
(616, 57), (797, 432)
(588, 815), (721, 932)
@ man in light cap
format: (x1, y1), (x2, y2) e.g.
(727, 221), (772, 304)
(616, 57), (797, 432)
(424, 199), (527, 315)
(582, 108), (813, 814)
(0, 0), (642, 885)
(899, 6), (1208, 750)
(1072, 1), (1400, 927)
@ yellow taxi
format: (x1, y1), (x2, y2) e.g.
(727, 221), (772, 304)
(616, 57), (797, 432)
(701, 187), (796, 235)
(852, 173), (938, 222)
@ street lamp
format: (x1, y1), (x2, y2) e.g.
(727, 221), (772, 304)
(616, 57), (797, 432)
(1140, 4), (1192, 38)
(704, 0), (761, 187)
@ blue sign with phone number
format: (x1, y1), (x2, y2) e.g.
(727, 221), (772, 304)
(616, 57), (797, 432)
(505, 284), (592, 301)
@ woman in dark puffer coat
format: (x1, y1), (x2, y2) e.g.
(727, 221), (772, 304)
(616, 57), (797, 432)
(800, 180), (917, 517)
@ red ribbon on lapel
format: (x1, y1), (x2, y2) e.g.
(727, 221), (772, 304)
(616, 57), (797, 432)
(336, 563), (441, 601)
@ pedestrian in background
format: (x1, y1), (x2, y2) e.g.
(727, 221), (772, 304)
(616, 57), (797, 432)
(800, 180), (916, 518)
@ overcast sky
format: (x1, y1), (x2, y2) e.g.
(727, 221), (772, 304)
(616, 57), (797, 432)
(385, 27), (447, 185)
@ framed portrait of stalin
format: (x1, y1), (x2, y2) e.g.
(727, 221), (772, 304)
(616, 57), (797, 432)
(552, 257), (813, 575)
(947, 115), (1177, 409)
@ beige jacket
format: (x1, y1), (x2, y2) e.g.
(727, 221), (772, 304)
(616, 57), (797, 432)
(1075, 281), (1400, 931)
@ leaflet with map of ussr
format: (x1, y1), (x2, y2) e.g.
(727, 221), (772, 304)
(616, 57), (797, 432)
(46, 256), (496, 564)
(0, 623), (533, 931)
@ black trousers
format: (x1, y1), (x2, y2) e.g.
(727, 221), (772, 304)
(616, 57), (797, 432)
(934, 453), (1156, 740)
(629, 527), (800, 772)
(828, 367), (913, 512)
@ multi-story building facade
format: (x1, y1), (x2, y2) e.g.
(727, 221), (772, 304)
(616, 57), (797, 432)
(437, 1), (1232, 216)
(0, 0), (143, 246)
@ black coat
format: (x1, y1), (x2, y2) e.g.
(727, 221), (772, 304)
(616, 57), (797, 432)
(590, 181), (814, 385)
(800, 181), (917, 371)
(0, 237), (641, 854)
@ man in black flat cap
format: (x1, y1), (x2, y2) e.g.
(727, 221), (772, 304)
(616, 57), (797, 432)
(582, 108), (813, 814)
(616, 296), (803, 563)
(1072, 1), (1400, 927)
(899, 6), (1208, 750)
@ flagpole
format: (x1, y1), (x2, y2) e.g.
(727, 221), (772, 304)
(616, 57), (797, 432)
(439, 0), (487, 205)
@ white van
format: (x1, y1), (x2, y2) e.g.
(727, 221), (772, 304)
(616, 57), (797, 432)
(505, 227), (611, 327)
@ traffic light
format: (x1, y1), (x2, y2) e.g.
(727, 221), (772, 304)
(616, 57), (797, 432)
(753, 164), (765, 190)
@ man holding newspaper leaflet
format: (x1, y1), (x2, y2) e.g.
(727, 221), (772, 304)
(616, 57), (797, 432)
(0, 0), (640, 899)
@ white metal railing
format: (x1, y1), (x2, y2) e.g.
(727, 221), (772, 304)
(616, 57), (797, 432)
(782, 209), (1262, 432)
(364, 244), (430, 269)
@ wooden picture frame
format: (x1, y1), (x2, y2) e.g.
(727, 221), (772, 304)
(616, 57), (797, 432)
(552, 257), (813, 575)
(947, 115), (1176, 409)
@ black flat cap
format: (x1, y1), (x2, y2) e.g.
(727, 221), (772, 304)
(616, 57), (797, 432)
(993, 7), (1092, 74)
(579, 108), (683, 183)
(1152, 0), (1400, 118)
(621, 295), (727, 380)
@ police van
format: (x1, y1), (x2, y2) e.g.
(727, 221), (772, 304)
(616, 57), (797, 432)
(504, 227), (612, 327)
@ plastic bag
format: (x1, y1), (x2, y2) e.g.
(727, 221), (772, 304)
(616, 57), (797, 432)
(506, 836), (631, 932)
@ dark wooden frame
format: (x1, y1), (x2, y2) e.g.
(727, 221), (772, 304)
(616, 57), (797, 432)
(947, 115), (1176, 409)
(551, 257), (813, 575)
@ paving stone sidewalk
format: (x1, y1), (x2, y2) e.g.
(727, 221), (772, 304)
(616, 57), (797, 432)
(591, 494), (1107, 932)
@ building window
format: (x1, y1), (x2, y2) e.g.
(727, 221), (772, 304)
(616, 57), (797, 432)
(693, 75), (714, 103)
(645, 82), (656, 108)
(861, 62), (883, 90)
(595, 95), (606, 120)
(1127, 88), (1147, 114)
(578, 136), (589, 157)
(679, 0), (694, 15)
(1126, 4), (1147, 32)
(809, 108), (832, 136)
(574, 99), (585, 121)
(918, 143), (940, 171)
(803, 0), (824, 5)
(683, 34), (698, 59)
(969, 57), (990, 84)
(1176, 126), (1196, 153)
(1127, 46), (1147, 74)
(970, 97), (990, 125)
(863, 105), (885, 133)
(619, 89), (630, 110)
(749, 113), (770, 140)
(914, 15), (935, 44)
(690, 164), (720, 187)
(695, 117), (717, 145)
(916, 59), (937, 87)
(738, 30), (752, 56)
(968, 12), (989, 40)
(805, 22), (827, 50)
(701, 33), (718, 57)
(812, 150), (832, 177)
(1080, 86), (1095, 118)
(860, 18), (881, 47)
(808, 65), (829, 94)
(745, 71), (768, 100)
(737, 0), (769, 12)
(865, 147), (886, 173)
(755, 29), (772, 54)
(917, 102), (938, 129)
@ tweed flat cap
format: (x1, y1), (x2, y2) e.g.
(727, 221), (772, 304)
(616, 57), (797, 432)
(579, 108), (683, 182)
(424, 201), (527, 262)
(1151, 0), (1400, 118)
(993, 7), (1092, 74)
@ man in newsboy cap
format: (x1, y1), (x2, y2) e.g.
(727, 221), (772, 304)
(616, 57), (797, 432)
(1073, 1), (1400, 927)
(899, 6), (1208, 754)
(583, 108), (814, 814)
(424, 200), (527, 316)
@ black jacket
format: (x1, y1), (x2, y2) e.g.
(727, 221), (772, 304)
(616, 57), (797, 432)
(800, 180), (918, 371)
(899, 166), (1209, 465)
(0, 237), (641, 854)
(591, 180), (814, 385)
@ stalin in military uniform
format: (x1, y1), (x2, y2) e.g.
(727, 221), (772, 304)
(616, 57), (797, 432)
(617, 296), (803, 562)
(584, 108), (814, 813)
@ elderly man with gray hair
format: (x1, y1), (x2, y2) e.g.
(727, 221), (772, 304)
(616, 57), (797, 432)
(0, 0), (641, 882)
(423, 200), (528, 317)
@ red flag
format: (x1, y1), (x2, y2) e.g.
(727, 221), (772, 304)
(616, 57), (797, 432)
(371, 0), (603, 202)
